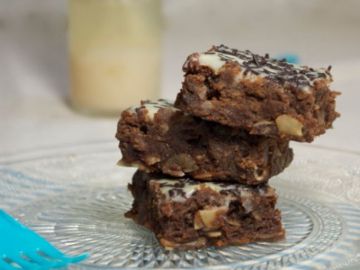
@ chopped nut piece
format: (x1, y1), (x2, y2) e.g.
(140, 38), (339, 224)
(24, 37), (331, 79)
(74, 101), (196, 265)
(250, 120), (277, 135)
(116, 159), (128, 167)
(252, 210), (262, 221)
(144, 155), (160, 165)
(117, 159), (144, 169)
(200, 101), (214, 110)
(160, 237), (207, 250)
(198, 207), (227, 229)
(159, 238), (175, 250)
(254, 167), (269, 181)
(159, 123), (169, 134)
(275, 114), (304, 137)
(207, 231), (222, 237)
(192, 171), (214, 180)
(194, 212), (204, 230)
(163, 154), (199, 176)
(226, 219), (241, 226)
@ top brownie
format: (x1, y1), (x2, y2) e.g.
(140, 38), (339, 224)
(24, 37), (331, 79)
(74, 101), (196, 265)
(175, 45), (340, 142)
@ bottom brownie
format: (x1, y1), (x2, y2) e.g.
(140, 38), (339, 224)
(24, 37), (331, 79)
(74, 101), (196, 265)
(126, 170), (285, 250)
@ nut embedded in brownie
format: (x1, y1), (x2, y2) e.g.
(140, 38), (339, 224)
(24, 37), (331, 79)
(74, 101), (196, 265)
(175, 45), (340, 142)
(116, 100), (293, 185)
(126, 170), (285, 250)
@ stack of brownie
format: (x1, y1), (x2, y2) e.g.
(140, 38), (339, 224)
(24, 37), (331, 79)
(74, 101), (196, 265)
(116, 45), (339, 250)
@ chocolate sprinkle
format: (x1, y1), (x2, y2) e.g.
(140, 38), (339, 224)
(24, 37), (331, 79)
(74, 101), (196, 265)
(141, 99), (173, 109)
(169, 188), (186, 198)
(203, 45), (332, 90)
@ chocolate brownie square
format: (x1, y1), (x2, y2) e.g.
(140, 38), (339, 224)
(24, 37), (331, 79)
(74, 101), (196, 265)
(126, 170), (285, 250)
(116, 100), (293, 185)
(175, 45), (340, 142)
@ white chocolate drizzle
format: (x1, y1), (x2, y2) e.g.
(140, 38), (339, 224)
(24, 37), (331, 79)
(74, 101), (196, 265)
(155, 178), (272, 213)
(187, 45), (332, 92)
(125, 99), (177, 120)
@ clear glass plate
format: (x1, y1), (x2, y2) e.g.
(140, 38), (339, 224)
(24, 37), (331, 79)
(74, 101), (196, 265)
(0, 141), (359, 270)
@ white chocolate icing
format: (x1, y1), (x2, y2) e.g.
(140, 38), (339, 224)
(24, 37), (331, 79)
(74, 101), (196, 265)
(125, 99), (178, 120)
(154, 178), (270, 213)
(188, 45), (332, 92)
(198, 54), (226, 75)
(240, 190), (254, 213)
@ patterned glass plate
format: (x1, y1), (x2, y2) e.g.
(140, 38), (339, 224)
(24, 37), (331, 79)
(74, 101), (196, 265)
(0, 141), (359, 270)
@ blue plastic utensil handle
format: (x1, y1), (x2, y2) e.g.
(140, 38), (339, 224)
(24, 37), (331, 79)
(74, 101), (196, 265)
(276, 54), (300, 64)
(0, 210), (88, 268)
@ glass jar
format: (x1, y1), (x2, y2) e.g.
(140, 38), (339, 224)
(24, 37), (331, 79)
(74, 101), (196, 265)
(69, 0), (162, 115)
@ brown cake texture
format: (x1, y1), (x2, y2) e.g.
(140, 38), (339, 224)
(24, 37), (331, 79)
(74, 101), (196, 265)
(126, 170), (285, 250)
(116, 45), (340, 250)
(117, 100), (293, 185)
(175, 45), (340, 142)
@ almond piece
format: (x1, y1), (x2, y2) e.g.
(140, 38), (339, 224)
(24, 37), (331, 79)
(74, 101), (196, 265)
(198, 207), (227, 229)
(254, 167), (269, 182)
(207, 231), (222, 237)
(159, 238), (176, 250)
(144, 155), (160, 165)
(194, 212), (205, 230)
(275, 114), (303, 137)
(159, 237), (207, 250)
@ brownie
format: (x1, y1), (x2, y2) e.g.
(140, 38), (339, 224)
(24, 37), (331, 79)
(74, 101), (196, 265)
(116, 100), (293, 185)
(126, 170), (285, 250)
(175, 45), (340, 142)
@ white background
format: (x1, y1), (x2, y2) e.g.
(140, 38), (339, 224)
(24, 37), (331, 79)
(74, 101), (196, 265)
(0, 0), (360, 156)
